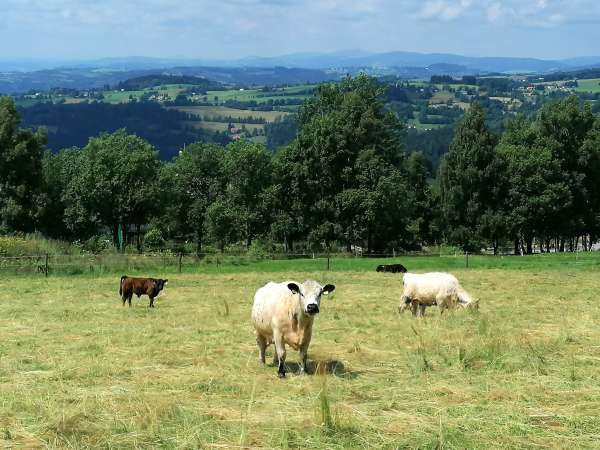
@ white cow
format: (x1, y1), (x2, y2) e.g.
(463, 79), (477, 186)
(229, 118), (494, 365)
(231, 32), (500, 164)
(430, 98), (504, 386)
(252, 280), (335, 378)
(399, 272), (479, 316)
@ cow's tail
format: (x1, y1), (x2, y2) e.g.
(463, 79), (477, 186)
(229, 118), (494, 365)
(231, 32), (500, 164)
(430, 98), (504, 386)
(119, 275), (127, 296)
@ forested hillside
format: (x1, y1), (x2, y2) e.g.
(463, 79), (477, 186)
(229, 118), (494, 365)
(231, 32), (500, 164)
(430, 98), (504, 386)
(2, 75), (600, 255)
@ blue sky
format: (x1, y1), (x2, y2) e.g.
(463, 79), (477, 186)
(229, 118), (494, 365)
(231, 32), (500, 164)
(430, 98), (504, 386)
(1, 0), (599, 60)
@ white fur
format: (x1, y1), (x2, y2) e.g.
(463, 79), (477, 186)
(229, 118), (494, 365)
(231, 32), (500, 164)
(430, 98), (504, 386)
(251, 280), (334, 376)
(399, 272), (478, 316)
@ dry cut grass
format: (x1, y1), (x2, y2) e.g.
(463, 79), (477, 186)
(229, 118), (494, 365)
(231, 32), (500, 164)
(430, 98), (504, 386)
(1, 268), (600, 449)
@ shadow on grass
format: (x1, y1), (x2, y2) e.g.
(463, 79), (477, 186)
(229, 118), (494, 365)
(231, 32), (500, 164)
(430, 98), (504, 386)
(275, 359), (360, 379)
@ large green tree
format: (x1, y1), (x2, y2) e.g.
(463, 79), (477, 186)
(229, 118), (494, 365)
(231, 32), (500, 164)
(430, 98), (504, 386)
(497, 117), (571, 254)
(159, 142), (225, 253)
(222, 140), (273, 248)
(536, 96), (595, 248)
(62, 130), (160, 247)
(281, 75), (412, 251)
(439, 103), (504, 252)
(0, 97), (46, 233)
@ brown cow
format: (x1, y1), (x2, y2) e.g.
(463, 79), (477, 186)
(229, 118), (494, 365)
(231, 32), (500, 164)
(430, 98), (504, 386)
(119, 275), (168, 308)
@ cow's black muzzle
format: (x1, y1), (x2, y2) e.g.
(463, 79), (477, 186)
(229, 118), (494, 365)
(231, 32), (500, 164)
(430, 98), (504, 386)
(306, 304), (319, 315)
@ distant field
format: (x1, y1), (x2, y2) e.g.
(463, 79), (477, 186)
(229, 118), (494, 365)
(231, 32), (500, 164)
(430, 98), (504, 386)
(574, 78), (600, 93)
(206, 84), (314, 104)
(1, 253), (600, 448)
(172, 105), (289, 121)
(429, 91), (455, 104)
(407, 119), (446, 131)
(183, 120), (264, 133)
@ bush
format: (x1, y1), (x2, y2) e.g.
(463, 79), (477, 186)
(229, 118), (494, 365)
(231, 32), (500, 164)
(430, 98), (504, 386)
(144, 227), (164, 251)
(81, 235), (113, 254)
(247, 239), (273, 258)
(0, 234), (77, 256)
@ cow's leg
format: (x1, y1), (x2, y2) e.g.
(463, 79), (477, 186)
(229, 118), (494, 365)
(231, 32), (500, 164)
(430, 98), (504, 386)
(149, 296), (155, 308)
(127, 294), (132, 308)
(256, 334), (267, 365)
(299, 330), (312, 374)
(437, 295), (446, 315)
(122, 295), (126, 307)
(418, 304), (427, 317)
(411, 300), (419, 317)
(272, 352), (279, 366)
(273, 333), (287, 378)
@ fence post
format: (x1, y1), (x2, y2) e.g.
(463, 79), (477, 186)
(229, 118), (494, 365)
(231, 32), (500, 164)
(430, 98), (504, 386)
(327, 255), (330, 271)
(45, 253), (49, 277)
(465, 252), (469, 268)
(178, 252), (183, 273)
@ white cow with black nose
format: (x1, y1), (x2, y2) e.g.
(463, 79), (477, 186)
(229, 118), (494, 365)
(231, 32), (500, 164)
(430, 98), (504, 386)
(252, 280), (335, 378)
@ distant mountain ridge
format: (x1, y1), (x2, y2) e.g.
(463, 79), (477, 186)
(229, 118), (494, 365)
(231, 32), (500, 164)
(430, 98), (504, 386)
(2, 50), (600, 93)
(4, 50), (600, 74)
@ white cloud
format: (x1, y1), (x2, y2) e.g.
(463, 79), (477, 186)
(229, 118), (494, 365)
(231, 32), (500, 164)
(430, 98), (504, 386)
(418, 0), (473, 21)
(1, 0), (599, 59)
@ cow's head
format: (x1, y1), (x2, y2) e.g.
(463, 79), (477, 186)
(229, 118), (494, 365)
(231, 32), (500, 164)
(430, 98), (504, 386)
(467, 299), (480, 310)
(398, 296), (413, 314)
(287, 280), (335, 316)
(154, 279), (169, 292)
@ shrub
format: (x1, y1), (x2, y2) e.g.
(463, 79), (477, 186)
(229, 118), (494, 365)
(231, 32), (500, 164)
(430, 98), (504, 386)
(144, 227), (164, 251)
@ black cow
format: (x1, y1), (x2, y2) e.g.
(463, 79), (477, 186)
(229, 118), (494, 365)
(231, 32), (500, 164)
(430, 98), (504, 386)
(376, 263), (407, 274)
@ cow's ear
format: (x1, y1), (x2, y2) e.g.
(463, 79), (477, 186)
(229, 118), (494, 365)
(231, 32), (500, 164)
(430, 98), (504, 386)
(322, 284), (335, 295)
(164, 279), (168, 284)
(287, 283), (300, 294)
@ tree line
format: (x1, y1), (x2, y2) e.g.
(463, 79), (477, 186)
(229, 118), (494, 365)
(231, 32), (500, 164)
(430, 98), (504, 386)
(2, 76), (600, 255)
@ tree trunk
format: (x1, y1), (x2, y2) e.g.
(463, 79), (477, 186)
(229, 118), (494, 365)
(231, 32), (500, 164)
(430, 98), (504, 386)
(520, 239), (525, 256)
(112, 224), (119, 248)
(493, 239), (498, 256)
(136, 224), (142, 253)
(196, 229), (202, 256)
(526, 238), (533, 255)
(514, 239), (520, 256)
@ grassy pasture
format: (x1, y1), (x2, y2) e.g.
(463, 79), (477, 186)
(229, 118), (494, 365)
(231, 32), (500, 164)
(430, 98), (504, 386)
(205, 85), (314, 104)
(1, 255), (600, 448)
(182, 121), (264, 133)
(574, 78), (600, 93)
(172, 105), (289, 121)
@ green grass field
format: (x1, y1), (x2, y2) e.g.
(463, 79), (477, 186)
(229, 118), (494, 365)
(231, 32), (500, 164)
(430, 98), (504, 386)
(205, 85), (314, 104)
(1, 254), (600, 448)
(172, 105), (289, 121)
(182, 121), (264, 133)
(574, 78), (600, 93)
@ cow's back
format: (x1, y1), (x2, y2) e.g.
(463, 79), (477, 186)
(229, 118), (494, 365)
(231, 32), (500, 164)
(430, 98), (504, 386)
(403, 272), (459, 303)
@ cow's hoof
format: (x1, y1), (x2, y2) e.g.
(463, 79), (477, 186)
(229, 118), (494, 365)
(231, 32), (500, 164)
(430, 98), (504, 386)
(278, 372), (286, 379)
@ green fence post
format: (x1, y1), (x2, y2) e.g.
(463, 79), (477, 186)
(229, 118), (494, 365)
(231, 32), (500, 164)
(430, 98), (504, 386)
(45, 253), (49, 277)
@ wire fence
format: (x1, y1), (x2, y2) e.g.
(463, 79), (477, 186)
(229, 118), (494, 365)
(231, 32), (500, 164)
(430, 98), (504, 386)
(1, 249), (599, 276)
(0, 251), (438, 276)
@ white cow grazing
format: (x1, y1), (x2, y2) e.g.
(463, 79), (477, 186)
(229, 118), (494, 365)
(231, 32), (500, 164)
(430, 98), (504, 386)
(252, 280), (335, 378)
(399, 272), (479, 316)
